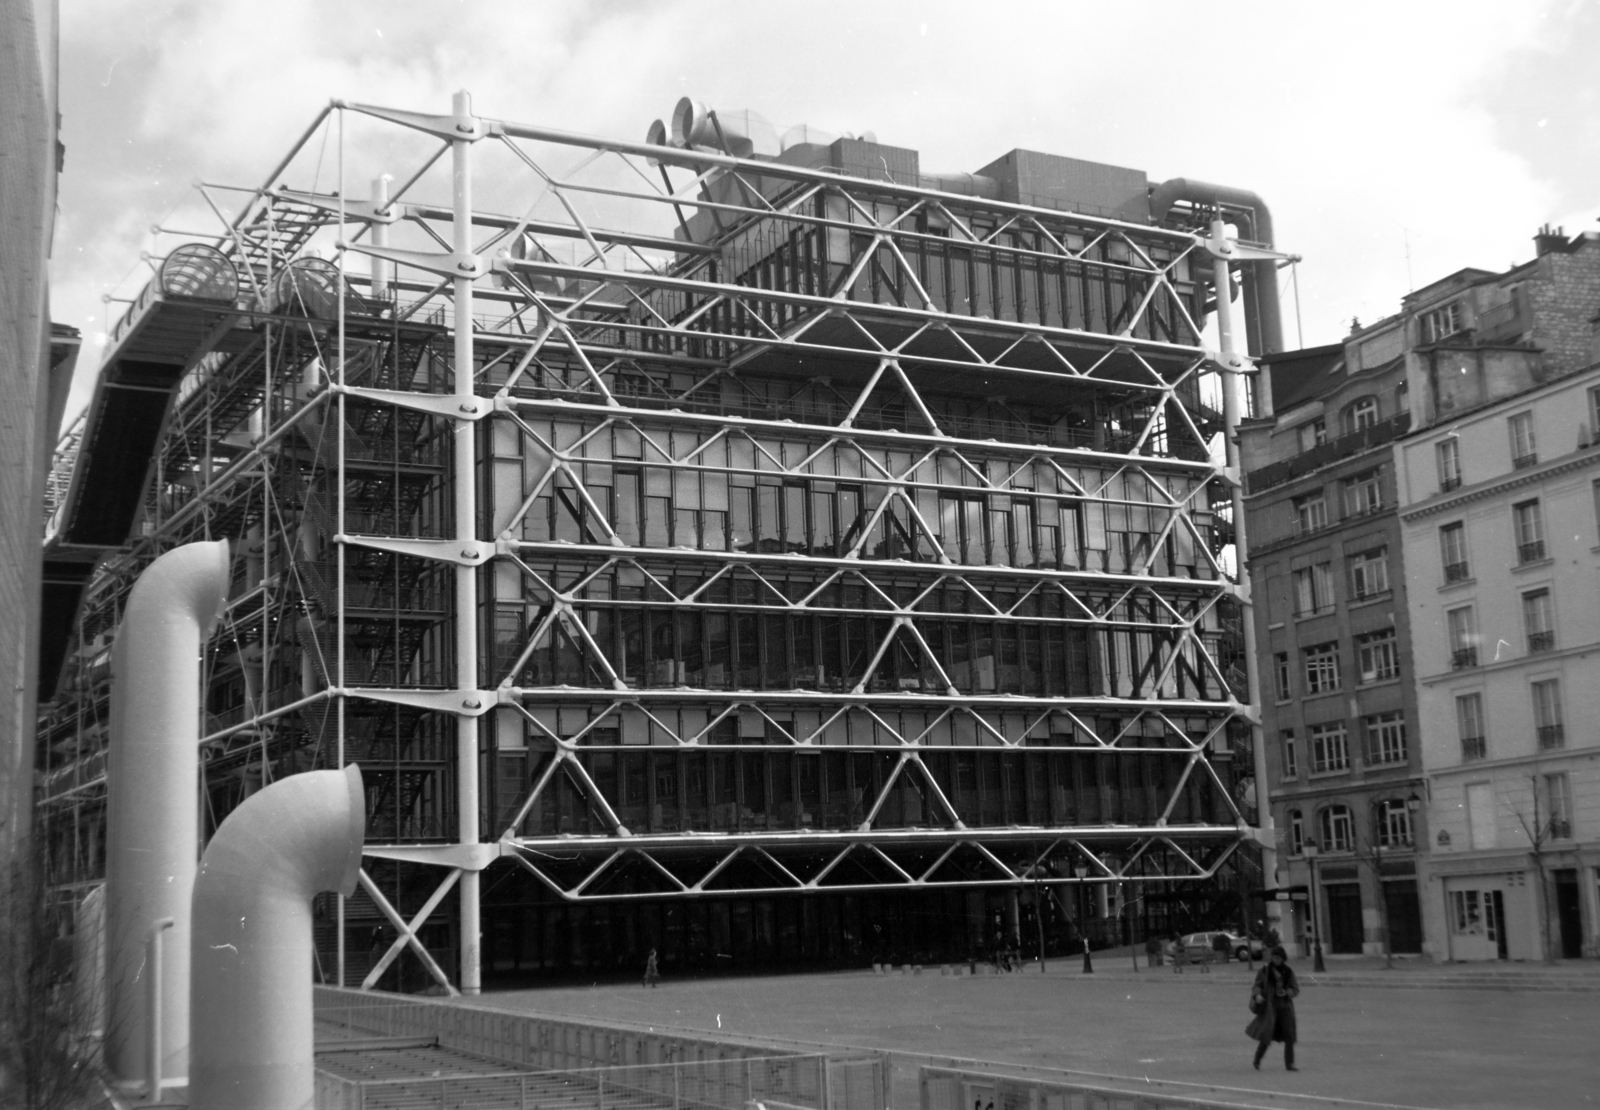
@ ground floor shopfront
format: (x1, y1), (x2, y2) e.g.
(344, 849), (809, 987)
(1424, 849), (1600, 962)
(324, 857), (1260, 990)
(1277, 855), (1425, 958)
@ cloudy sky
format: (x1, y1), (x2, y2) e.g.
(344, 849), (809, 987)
(52, 0), (1600, 415)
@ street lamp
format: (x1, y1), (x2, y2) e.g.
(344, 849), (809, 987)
(1033, 865), (1047, 974)
(1074, 862), (1093, 973)
(1302, 840), (1326, 973)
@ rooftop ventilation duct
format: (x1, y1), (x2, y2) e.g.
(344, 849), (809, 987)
(670, 98), (780, 158)
(921, 171), (1001, 199)
(189, 763), (365, 1110)
(103, 539), (230, 1091)
(1149, 178), (1284, 356)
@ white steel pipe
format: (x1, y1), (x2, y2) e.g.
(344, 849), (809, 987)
(103, 539), (230, 1088)
(452, 88), (483, 995)
(1210, 220), (1275, 899)
(189, 764), (365, 1110)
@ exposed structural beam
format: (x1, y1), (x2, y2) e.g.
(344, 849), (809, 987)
(37, 90), (1275, 994)
(449, 89), (484, 996)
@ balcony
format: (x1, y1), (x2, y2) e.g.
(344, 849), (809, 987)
(1518, 540), (1547, 564)
(1537, 724), (1565, 750)
(1451, 647), (1479, 670)
(1513, 452), (1540, 470)
(1460, 735), (1486, 761)
(1444, 561), (1470, 583)
(1528, 631), (1555, 653)
(1245, 412), (1411, 495)
(1549, 818), (1572, 840)
(1440, 475), (1462, 492)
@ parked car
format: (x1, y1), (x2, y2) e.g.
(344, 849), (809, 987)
(1180, 931), (1264, 962)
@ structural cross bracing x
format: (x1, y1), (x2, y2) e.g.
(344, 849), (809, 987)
(37, 93), (1273, 998)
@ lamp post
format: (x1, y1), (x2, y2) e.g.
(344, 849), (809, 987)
(1303, 840), (1326, 973)
(1033, 866), (1047, 974)
(1074, 863), (1093, 973)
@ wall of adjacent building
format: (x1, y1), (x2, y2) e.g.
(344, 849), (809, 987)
(1396, 366), (1600, 961)
(0, 0), (60, 864)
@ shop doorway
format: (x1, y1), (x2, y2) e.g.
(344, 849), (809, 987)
(1554, 870), (1583, 959)
(1488, 890), (1508, 960)
(1383, 880), (1423, 954)
(1324, 883), (1364, 955)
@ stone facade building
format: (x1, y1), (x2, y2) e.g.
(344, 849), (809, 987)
(1397, 357), (1600, 962)
(1243, 226), (1600, 962)
(1241, 333), (1426, 959)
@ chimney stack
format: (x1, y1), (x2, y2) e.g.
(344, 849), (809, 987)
(1534, 223), (1568, 256)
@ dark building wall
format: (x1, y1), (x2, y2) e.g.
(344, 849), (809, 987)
(1244, 339), (1427, 956)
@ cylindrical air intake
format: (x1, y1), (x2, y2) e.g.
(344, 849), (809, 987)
(189, 764), (365, 1110)
(103, 539), (230, 1088)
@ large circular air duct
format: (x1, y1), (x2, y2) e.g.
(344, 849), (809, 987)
(103, 539), (231, 1090)
(189, 764), (365, 1110)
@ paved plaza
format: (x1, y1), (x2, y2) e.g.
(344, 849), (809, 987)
(482, 960), (1598, 1110)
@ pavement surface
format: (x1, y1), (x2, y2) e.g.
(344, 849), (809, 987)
(477, 959), (1600, 1110)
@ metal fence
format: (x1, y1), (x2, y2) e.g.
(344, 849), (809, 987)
(919, 1066), (1281, 1110)
(317, 1054), (834, 1110)
(313, 989), (888, 1110)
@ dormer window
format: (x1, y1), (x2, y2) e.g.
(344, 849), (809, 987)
(1343, 396), (1379, 434)
(1421, 301), (1465, 344)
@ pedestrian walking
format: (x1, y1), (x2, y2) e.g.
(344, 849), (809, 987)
(1247, 946), (1300, 1071)
(643, 947), (660, 988)
(1144, 934), (1162, 968)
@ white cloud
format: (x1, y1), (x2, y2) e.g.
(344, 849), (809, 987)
(52, 0), (1577, 415)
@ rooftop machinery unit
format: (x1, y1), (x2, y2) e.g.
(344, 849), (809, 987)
(36, 93), (1281, 993)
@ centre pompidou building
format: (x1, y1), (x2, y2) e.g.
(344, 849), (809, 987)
(37, 93), (1278, 993)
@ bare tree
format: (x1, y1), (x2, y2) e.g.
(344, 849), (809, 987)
(1507, 770), (1559, 965)
(0, 841), (101, 1110)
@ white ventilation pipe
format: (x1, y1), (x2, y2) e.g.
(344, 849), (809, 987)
(103, 539), (231, 1089)
(189, 764), (365, 1110)
(671, 98), (780, 158)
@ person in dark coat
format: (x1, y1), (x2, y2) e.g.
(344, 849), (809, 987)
(1250, 946), (1300, 1070)
(643, 947), (660, 987)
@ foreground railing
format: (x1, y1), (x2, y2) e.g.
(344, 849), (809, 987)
(317, 1054), (837, 1110)
(313, 989), (889, 1110)
(920, 1065), (1279, 1110)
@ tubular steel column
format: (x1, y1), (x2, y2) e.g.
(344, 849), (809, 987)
(451, 89), (483, 995)
(1210, 219), (1276, 899)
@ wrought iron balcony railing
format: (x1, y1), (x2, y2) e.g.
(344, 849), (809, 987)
(1450, 647), (1478, 670)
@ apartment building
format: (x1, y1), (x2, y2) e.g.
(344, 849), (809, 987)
(1242, 226), (1600, 962)
(1240, 331), (1426, 959)
(1397, 364), (1600, 961)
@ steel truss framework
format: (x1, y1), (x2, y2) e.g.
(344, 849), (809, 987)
(37, 93), (1276, 995)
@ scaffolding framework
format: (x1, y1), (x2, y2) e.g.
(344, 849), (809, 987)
(37, 93), (1274, 994)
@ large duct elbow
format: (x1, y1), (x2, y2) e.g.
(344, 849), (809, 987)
(1150, 177), (1285, 357)
(189, 764), (365, 1110)
(671, 98), (780, 158)
(103, 539), (231, 1090)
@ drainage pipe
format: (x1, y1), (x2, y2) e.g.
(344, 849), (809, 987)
(103, 539), (231, 1088)
(1149, 178), (1285, 357)
(189, 764), (365, 1110)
